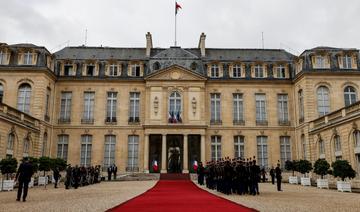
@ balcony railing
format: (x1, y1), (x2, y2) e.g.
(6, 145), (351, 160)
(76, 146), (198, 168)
(210, 120), (222, 125)
(128, 117), (140, 124)
(58, 118), (71, 124)
(278, 120), (291, 126)
(233, 120), (245, 125)
(105, 117), (117, 124)
(81, 118), (94, 124)
(256, 120), (268, 126)
(0, 102), (39, 129)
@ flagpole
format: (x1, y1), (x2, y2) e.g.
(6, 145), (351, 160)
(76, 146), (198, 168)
(174, 1), (177, 46)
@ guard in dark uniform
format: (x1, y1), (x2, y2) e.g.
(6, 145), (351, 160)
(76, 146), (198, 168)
(275, 163), (282, 191)
(15, 157), (34, 202)
(270, 166), (275, 185)
(197, 162), (205, 185)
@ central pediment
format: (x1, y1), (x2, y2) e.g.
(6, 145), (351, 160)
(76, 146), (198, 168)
(145, 65), (207, 81)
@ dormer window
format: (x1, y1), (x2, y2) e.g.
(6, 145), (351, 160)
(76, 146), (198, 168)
(315, 56), (326, 68)
(210, 64), (219, 78)
(0, 51), (7, 65)
(131, 64), (141, 77)
(64, 64), (73, 76)
(277, 65), (286, 78)
(342, 55), (353, 69)
(233, 64), (242, 78)
(86, 64), (95, 76)
(24, 51), (33, 65)
(109, 64), (118, 76)
(254, 65), (264, 78)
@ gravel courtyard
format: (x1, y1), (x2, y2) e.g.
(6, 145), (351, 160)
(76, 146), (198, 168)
(0, 181), (359, 212)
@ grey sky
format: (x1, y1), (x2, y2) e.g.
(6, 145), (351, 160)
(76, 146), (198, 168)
(0, 0), (359, 54)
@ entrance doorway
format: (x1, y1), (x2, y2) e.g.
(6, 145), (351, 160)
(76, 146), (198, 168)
(167, 135), (183, 173)
(188, 135), (201, 173)
(149, 135), (162, 173)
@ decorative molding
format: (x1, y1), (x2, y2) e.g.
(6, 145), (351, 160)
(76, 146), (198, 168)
(283, 131), (288, 136)
(191, 97), (197, 115)
(85, 129), (90, 134)
(237, 130), (242, 135)
(260, 130), (265, 135)
(131, 129), (137, 134)
(153, 96), (159, 115)
(108, 129), (113, 134)
(214, 130), (219, 135)
(332, 127), (337, 135)
(352, 122), (358, 130)
(60, 129), (66, 134)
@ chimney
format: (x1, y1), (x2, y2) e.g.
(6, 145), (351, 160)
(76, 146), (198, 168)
(198, 32), (206, 57)
(146, 32), (153, 57)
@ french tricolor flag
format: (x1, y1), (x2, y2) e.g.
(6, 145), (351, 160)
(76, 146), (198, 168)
(153, 160), (158, 172)
(193, 160), (198, 172)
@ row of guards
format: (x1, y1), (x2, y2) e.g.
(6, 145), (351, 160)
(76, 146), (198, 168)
(150, 160), (199, 173)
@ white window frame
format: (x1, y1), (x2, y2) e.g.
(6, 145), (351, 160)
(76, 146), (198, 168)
(131, 64), (141, 77)
(57, 135), (69, 161)
(0, 51), (7, 65)
(104, 135), (116, 168)
(24, 51), (33, 65)
(254, 65), (264, 78)
(277, 65), (286, 78)
(168, 91), (182, 122)
(210, 93), (221, 122)
(319, 140), (325, 155)
(317, 86), (330, 116)
(128, 135), (139, 170)
(234, 136), (244, 158)
(354, 131), (360, 148)
(211, 136), (221, 161)
(129, 92), (140, 121)
(81, 135), (92, 166)
(342, 55), (352, 69)
(315, 56), (326, 68)
(106, 92), (117, 121)
(255, 94), (267, 122)
(232, 64), (242, 78)
(17, 84), (31, 114)
(109, 64), (118, 76)
(301, 134), (306, 159)
(280, 136), (291, 168)
(344, 86), (357, 106)
(233, 93), (244, 122)
(60, 92), (72, 121)
(83, 92), (95, 120)
(210, 64), (220, 78)
(257, 136), (268, 168)
(278, 94), (289, 122)
(334, 135), (341, 152)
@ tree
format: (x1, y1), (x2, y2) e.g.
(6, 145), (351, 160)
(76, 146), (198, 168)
(285, 160), (297, 176)
(28, 157), (39, 174)
(50, 158), (67, 171)
(38, 157), (52, 176)
(297, 159), (313, 176)
(0, 158), (18, 180)
(313, 159), (330, 179)
(331, 160), (356, 181)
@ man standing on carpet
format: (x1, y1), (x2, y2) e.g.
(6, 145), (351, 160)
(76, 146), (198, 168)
(15, 157), (34, 202)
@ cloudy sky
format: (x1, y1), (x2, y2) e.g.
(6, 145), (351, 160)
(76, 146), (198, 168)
(1, 0), (359, 54)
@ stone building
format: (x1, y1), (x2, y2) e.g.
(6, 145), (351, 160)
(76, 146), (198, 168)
(0, 33), (359, 180)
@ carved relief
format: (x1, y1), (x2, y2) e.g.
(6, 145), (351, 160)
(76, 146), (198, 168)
(85, 129), (90, 134)
(352, 122), (358, 130)
(154, 96), (159, 115)
(260, 130), (265, 135)
(191, 97), (197, 115)
(61, 129), (66, 134)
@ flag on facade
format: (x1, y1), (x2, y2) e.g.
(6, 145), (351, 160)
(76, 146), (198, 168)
(175, 2), (182, 15)
(176, 111), (182, 123)
(193, 160), (198, 172)
(153, 160), (158, 172)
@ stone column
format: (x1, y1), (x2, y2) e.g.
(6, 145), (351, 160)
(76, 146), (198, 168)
(143, 134), (149, 173)
(183, 134), (189, 173)
(201, 135), (206, 163)
(161, 134), (167, 173)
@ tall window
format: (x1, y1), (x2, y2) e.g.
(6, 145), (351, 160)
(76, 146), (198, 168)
(60, 92), (72, 122)
(210, 93), (221, 123)
(234, 136), (244, 158)
(317, 86), (330, 116)
(131, 64), (141, 77)
(64, 64), (73, 76)
(23, 138), (30, 156)
(104, 135), (116, 168)
(127, 135), (139, 171)
(23, 52), (33, 65)
(277, 65), (286, 78)
(255, 94), (267, 123)
(0, 83), (3, 103)
(334, 135), (341, 152)
(298, 90), (304, 122)
(45, 88), (51, 119)
(109, 64), (118, 76)
(278, 94), (289, 124)
(57, 135), (69, 161)
(301, 134), (306, 159)
(315, 56), (325, 68)
(342, 55), (353, 69)
(233, 93), (244, 124)
(7, 133), (15, 155)
(86, 64), (95, 76)
(129, 92), (140, 122)
(210, 64), (219, 78)
(42, 133), (47, 157)
(17, 83), (31, 114)
(344, 86), (357, 106)
(233, 64), (242, 78)
(81, 135), (92, 166)
(354, 130), (360, 148)
(319, 139), (325, 156)
(257, 136), (268, 168)
(211, 136), (221, 161)
(168, 91), (182, 123)
(280, 136), (291, 168)
(83, 92), (95, 122)
(106, 92), (117, 122)
(254, 65), (264, 78)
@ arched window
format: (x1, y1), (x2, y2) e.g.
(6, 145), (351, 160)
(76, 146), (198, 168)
(334, 135), (341, 152)
(23, 138), (30, 156)
(7, 133), (15, 153)
(168, 91), (182, 123)
(153, 62), (160, 70)
(0, 83), (3, 103)
(344, 86), (357, 106)
(319, 139), (325, 158)
(17, 83), (31, 114)
(317, 86), (330, 116)
(354, 130), (360, 148)
(301, 134), (306, 159)
(42, 133), (47, 156)
(298, 89), (304, 122)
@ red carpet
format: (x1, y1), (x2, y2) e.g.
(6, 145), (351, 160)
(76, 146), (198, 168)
(108, 180), (256, 212)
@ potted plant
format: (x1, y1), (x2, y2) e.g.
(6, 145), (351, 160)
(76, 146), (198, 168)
(285, 160), (298, 184)
(38, 157), (51, 186)
(28, 157), (39, 188)
(332, 160), (356, 192)
(313, 159), (330, 189)
(0, 158), (17, 191)
(297, 159), (312, 186)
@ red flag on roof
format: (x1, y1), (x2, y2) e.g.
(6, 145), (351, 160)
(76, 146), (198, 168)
(175, 2), (182, 15)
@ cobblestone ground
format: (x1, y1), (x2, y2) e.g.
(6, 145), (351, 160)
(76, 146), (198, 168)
(196, 182), (360, 212)
(0, 181), (156, 212)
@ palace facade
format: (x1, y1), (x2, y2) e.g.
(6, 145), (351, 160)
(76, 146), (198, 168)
(0, 33), (360, 178)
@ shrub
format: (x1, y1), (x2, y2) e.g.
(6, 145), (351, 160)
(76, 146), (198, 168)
(313, 159), (330, 179)
(297, 159), (312, 176)
(285, 160), (297, 176)
(38, 157), (52, 176)
(331, 160), (356, 181)
(0, 158), (18, 180)
(50, 158), (67, 171)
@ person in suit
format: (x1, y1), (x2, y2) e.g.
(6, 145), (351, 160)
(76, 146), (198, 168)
(270, 166), (275, 185)
(15, 157), (34, 202)
(275, 163), (282, 191)
(112, 164), (117, 180)
(197, 162), (205, 185)
(107, 166), (112, 181)
(53, 167), (61, 188)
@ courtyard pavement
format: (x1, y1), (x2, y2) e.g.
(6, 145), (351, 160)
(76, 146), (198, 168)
(0, 180), (359, 212)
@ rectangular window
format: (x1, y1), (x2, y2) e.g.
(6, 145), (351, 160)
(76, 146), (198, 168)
(104, 135), (116, 168)
(131, 64), (141, 77)
(280, 136), (291, 168)
(129, 92), (140, 122)
(254, 65), (264, 78)
(57, 135), (69, 161)
(319, 141), (325, 155)
(127, 135), (139, 171)
(301, 135), (306, 160)
(64, 64), (73, 76)
(80, 135), (92, 166)
(257, 136), (268, 168)
(211, 136), (221, 161)
(232, 65), (242, 78)
(315, 56), (326, 68)
(0, 51), (6, 65)
(106, 92), (117, 123)
(278, 94), (289, 124)
(109, 64), (118, 76)
(24, 52), (33, 65)
(298, 90), (304, 123)
(210, 93), (221, 124)
(210, 64), (219, 78)
(234, 136), (244, 158)
(60, 92), (72, 122)
(233, 93), (244, 124)
(86, 64), (95, 76)
(45, 88), (51, 120)
(255, 94), (267, 124)
(342, 56), (352, 69)
(277, 65), (286, 78)
(82, 92), (95, 123)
